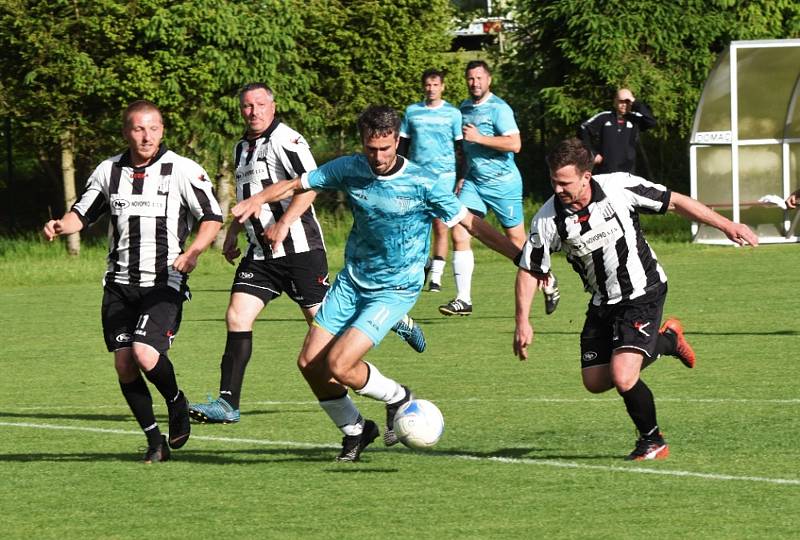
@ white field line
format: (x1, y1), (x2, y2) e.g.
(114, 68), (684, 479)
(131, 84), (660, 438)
(1, 420), (798, 487)
(7, 396), (800, 411)
(0, 421), (337, 449)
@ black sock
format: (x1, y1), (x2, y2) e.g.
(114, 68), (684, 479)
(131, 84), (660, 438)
(618, 379), (659, 438)
(120, 376), (161, 447)
(144, 354), (180, 404)
(433, 255), (444, 261)
(655, 330), (677, 357)
(219, 331), (253, 409)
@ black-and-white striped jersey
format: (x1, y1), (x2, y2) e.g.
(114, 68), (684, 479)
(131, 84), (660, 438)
(71, 144), (223, 295)
(234, 119), (325, 260)
(519, 173), (671, 306)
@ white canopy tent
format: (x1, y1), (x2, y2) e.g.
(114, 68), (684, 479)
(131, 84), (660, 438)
(690, 39), (800, 244)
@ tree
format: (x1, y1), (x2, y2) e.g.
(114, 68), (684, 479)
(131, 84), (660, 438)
(0, 0), (310, 248)
(0, 0), (460, 236)
(298, 0), (458, 149)
(502, 0), (800, 194)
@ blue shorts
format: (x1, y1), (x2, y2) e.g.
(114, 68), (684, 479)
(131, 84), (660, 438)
(458, 176), (524, 228)
(314, 270), (419, 346)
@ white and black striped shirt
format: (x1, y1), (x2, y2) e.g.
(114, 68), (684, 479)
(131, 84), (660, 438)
(520, 173), (671, 306)
(72, 145), (223, 295)
(234, 119), (325, 260)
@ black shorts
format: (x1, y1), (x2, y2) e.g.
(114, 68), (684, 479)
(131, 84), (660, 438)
(231, 249), (329, 308)
(101, 282), (184, 354)
(579, 284), (667, 368)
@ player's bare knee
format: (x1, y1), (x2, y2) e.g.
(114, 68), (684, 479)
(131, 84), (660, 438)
(226, 306), (254, 332)
(611, 373), (638, 393)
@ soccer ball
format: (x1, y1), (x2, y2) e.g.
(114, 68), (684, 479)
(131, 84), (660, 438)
(393, 399), (444, 449)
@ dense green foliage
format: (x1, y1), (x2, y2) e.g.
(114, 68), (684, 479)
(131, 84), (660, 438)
(1, 243), (798, 538)
(502, 0), (800, 191)
(0, 0), (455, 231)
(3, 0), (800, 232)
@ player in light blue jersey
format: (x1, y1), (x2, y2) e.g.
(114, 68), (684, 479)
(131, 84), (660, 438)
(232, 106), (520, 461)
(440, 60), (561, 317)
(399, 68), (463, 293)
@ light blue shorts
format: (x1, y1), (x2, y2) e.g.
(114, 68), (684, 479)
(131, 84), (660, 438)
(458, 176), (524, 228)
(314, 271), (419, 346)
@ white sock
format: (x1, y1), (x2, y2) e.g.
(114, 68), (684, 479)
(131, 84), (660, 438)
(319, 393), (363, 436)
(355, 362), (406, 404)
(430, 258), (446, 285)
(452, 250), (474, 303)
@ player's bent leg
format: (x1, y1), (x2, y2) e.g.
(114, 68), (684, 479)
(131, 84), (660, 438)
(115, 349), (167, 458)
(541, 273), (560, 315)
(325, 327), (374, 389)
(506, 222), (560, 315)
(390, 314), (426, 353)
(428, 219), (449, 292)
(609, 350), (644, 393)
(296, 325), (346, 398)
(299, 327), (380, 462)
(580, 364), (614, 393)
(658, 318), (696, 368)
(226, 292), (265, 331)
(188, 395), (240, 424)
(133, 345), (191, 449)
(441, 229), (474, 315)
(337, 418), (379, 462)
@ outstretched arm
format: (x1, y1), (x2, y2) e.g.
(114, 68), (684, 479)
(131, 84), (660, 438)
(230, 177), (304, 223)
(669, 192), (758, 246)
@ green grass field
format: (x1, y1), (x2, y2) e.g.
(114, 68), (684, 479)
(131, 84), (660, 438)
(1, 238), (798, 539)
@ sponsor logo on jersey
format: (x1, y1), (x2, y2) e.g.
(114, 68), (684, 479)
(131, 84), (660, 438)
(582, 351), (598, 362)
(238, 271), (254, 279)
(115, 333), (132, 343)
(634, 321), (651, 337)
(112, 199), (130, 209)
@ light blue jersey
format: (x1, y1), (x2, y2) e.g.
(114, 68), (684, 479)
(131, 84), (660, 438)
(302, 154), (468, 292)
(399, 101), (462, 178)
(460, 93), (521, 184)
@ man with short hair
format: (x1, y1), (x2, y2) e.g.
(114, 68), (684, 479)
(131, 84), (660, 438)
(440, 60), (560, 317)
(189, 83), (425, 426)
(513, 138), (758, 461)
(232, 105), (520, 461)
(399, 68), (463, 292)
(579, 88), (656, 175)
(187, 83), (329, 424)
(43, 100), (223, 463)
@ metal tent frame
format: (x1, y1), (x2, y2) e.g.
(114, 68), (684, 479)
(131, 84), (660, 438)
(690, 39), (800, 244)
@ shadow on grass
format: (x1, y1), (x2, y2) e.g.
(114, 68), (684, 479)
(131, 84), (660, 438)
(422, 446), (621, 461)
(0, 446), (337, 464)
(0, 408), (315, 424)
(0, 411), (132, 422)
(0, 443), (620, 465)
